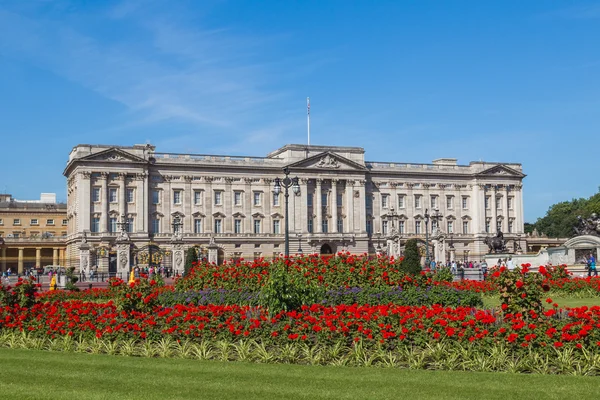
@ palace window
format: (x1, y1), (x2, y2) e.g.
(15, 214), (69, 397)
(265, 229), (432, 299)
(91, 217), (100, 233)
(234, 219), (241, 234)
(430, 195), (438, 209)
(214, 191), (223, 206)
(273, 220), (280, 234)
(447, 221), (454, 233)
(382, 220), (389, 236)
(214, 219), (222, 234)
(508, 220), (514, 233)
(92, 187), (101, 202)
(381, 194), (389, 208)
(109, 217), (117, 233)
(234, 191), (242, 206)
(366, 220), (372, 236)
(151, 218), (160, 234)
(307, 218), (313, 233)
(463, 221), (469, 234)
(194, 190), (203, 205)
(109, 188), (118, 203)
(173, 190), (182, 205)
(307, 194), (313, 207)
(446, 196), (454, 210)
(254, 219), (261, 234)
(194, 219), (203, 234)
(253, 192), (261, 206)
(13, 219), (20, 226)
(30, 219), (38, 225)
(398, 195), (405, 209)
(127, 218), (134, 233)
(322, 219), (329, 233)
(496, 220), (502, 232)
(462, 196), (468, 210)
(485, 196), (490, 209)
(485, 219), (491, 233)
(508, 196), (514, 210)
(399, 220), (405, 234)
(126, 188), (135, 203)
(496, 197), (502, 210)
(337, 218), (344, 233)
(47, 219), (55, 226)
(273, 193), (280, 207)
(337, 194), (343, 207)
(366, 195), (373, 208)
(415, 220), (422, 234)
(414, 195), (422, 209)
(152, 190), (160, 204)
(321, 193), (328, 208)
(62, 219), (68, 226)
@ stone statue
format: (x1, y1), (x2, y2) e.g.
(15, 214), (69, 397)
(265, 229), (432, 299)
(117, 229), (130, 242)
(81, 231), (88, 243)
(317, 154), (340, 169)
(484, 231), (507, 253)
(574, 214), (600, 237)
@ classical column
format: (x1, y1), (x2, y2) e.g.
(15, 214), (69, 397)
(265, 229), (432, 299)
(357, 180), (367, 233)
(80, 171), (92, 232)
(264, 178), (272, 233)
(100, 172), (109, 233)
(516, 185), (524, 233)
(205, 177), (214, 233)
(18, 248), (24, 274)
(332, 179), (339, 233)
(35, 248), (41, 268)
(184, 176), (193, 234)
(118, 173), (127, 217)
(345, 180), (355, 233)
(224, 177), (234, 232)
(491, 186), (498, 233)
(1, 247), (6, 271)
(135, 172), (147, 233)
(472, 184), (482, 234)
(244, 178), (252, 233)
(299, 178), (308, 233)
(315, 179), (323, 233)
(53, 248), (59, 266)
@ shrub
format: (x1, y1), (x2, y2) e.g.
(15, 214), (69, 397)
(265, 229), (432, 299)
(108, 276), (163, 313)
(259, 260), (325, 314)
(0, 277), (39, 308)
(184, 247), (198, 277)
(400, 239), (422, 275)
(65, 267), (80, 292)
(491, 264), (546, 317)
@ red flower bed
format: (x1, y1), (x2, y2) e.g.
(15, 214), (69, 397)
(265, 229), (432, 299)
(2, 299), (600, 351)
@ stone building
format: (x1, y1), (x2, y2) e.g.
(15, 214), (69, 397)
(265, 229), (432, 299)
(63, 143), (526, 276)
(0, 193), (68, 273)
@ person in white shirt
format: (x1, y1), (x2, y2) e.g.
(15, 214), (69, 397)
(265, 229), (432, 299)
(506, 257), (515, 271)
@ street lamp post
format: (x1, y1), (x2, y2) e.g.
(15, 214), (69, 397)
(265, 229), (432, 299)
(297, 233), (303, 255)
(424, 209), (430, 267)
(274, 167), (300, 257)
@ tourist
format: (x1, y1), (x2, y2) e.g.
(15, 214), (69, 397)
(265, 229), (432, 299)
(507, 257), (515, 271)
(588, 253), (597, 277)
(450, 260), (457, 274)
(481, 260), (488, 279)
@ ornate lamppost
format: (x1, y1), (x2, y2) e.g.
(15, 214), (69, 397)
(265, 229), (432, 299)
(274, 167), (300, 257)
(297, 233), (303, 255)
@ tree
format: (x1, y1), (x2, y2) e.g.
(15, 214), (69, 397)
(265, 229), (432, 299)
(184, 247), (198, 277)
(401, 239), (422, 275)
(531, 189), (600, 238)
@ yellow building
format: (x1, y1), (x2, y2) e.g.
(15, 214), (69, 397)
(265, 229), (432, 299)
(0, 193), (68, 274)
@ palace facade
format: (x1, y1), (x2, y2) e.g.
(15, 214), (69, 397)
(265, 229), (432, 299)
(0, 193), (68, 273)
(63, 143), (526, 275)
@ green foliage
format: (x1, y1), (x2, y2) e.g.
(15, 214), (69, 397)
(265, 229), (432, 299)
(184, 247), (198, 277)
(531, 189), (600, 237)
(0, 277), (38, 308)
(259, 261), (325, 314)
(490, 266), (546, 317)
(401, 239), (422, 275)
(108, 276), (162, 313)
(65, 267), (80, 292)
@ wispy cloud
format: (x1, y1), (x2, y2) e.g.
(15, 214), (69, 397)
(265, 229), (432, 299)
(0, 0), (321, 152)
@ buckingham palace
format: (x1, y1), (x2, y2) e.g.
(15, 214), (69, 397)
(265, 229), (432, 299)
(63, 143), (525, 275)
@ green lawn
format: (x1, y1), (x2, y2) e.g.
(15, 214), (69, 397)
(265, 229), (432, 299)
(1, 348), (599, 400)
(482, 296), (600, 309)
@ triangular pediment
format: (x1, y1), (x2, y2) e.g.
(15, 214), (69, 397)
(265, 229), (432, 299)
(476, 165), (525, 178)
(287, 152), (367, 171)
(80, 148), (147, 163)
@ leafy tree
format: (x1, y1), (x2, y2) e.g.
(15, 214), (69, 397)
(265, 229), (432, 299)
(523, 222), (535, 234)
(184, 247), (198, 277)
(401, 239), (422, 275)
(531, 189), (600, 238)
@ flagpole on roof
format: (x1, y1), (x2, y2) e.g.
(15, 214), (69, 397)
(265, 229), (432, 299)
(307, 97), (311, 146)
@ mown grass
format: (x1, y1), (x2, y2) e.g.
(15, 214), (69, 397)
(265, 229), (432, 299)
(0, 348), (599, 400)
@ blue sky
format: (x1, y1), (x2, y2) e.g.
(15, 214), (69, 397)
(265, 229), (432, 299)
(0, 0), (598, 222)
